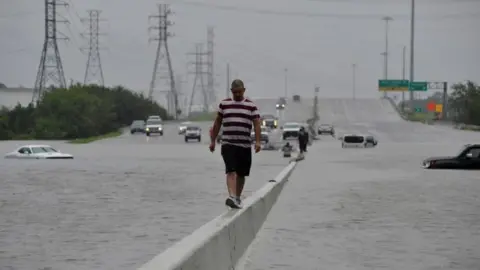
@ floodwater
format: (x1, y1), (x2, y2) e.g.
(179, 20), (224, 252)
(0, 113), (292, 270)
(245, 99), (480, 270)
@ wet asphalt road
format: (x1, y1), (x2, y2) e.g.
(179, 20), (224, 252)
(0, 98), (309, 270)
(245, 99), (480, 270)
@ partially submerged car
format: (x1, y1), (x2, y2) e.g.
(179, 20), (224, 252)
(145, 118), (163, 136)
(261, 114), (278, 129)
(318, 124), (334, 135)
(185, 126), (202, 142)
(276, 97), (286, 110)
(422, 144), (480, 169)
(282, 122), (301, 140)
(251, 126), (269, 143)
(178, 121), (192, 135)
(130, 120), (145, 134)
(5, 145), (73, 159)
(341, 134), (378, 148)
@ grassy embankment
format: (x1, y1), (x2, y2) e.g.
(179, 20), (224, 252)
(187, 112), (217, 122)
(68, 130), (122, 144)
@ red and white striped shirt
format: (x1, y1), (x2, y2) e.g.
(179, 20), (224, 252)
(218, 98), (260, 148)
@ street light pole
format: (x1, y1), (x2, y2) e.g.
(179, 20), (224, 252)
(352, 63), (356, 100)
(402, 46), (406, 111)
(409, 0), (416, 109)
(226, 63), (231, 99)
(382, 16), (393, 98)
(284, 68), (288, 99)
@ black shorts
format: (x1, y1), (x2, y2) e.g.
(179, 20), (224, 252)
(221, 144), (252, 177)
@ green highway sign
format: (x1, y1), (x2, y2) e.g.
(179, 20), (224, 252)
(378, 80), (409, 91)
(409, 81), (428, 91)
(378, 79), (429, 92)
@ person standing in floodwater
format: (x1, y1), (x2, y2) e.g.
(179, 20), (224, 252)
(298, 126), (309, 154)
(209, 79), (261, 209)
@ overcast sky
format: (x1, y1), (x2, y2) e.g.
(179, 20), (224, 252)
(1, 0), (479, 106)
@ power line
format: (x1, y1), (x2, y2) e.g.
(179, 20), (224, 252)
(168, 0), (480, 20)
(32, 0), (69, 103)
(81, 10), (106, 86)
(148, 4), (179, 119)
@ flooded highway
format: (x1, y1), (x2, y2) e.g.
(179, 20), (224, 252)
(245, 99), (480, 270)
(0, 97), (308, 270)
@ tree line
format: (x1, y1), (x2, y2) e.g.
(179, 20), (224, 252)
(0, 84), (169, 140)
(399, 80), (479, 125)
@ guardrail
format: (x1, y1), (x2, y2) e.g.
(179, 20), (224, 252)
(382, 96), (407, 120)
(137, 161), (298, 270)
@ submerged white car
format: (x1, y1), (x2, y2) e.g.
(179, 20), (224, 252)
(4, 145), (74, 159)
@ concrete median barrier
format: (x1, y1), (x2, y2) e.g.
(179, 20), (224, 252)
(137, 161), (298, 270)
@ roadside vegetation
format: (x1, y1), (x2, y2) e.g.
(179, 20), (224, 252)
(187, 111), (217, 121)
(399, 80), (480, 128)
(0, 84), (169, 141)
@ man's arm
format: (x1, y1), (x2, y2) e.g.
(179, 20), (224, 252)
(252, 105), (261, 144)
(211, 113), (222, 142)
(253, 118), (261, 144)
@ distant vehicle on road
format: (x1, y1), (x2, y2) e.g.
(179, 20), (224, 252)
(185, 125), (202, 142)
(261, 114), (278, 128)
(251, 126), (269, 143)
(276, 97), (286, 109)
(423, 144), (480, 169)
(178, 121), (192, 134)
(282, 122), (301, 140)
(147, 115), (162, 121)
(210, 126), (223, 143)
(293, 95), (300, 102)
(145, 119), (163, 136)
(318, 124), (335, 135)
(130, 120), (145, 134)
(341, 134), (377, 148)
(5, 145), (73, 159)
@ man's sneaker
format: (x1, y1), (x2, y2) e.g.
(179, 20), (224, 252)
(235, 197), (242, 207)
(225, 197), (242, 209)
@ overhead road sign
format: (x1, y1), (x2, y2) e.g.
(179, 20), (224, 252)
(378, 80), (409, 91)
(378, 80), (429, 92)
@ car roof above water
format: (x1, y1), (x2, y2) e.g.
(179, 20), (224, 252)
(18, 144), (54, 148)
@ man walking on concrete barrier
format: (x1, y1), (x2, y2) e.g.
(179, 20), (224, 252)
(209, 79), (262, 209)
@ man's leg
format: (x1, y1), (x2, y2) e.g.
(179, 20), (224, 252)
(221, 144), (241, 208)
(235, 146), (252, 200)
(221, 145), (237, 197)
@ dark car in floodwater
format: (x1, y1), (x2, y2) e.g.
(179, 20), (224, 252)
(261, 114), (278, 129)
(423, 144), (480, 169)
(130, 120), (145, 134)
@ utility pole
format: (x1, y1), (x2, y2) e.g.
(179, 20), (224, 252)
(409, 0), (416, 110)
(314, 86), (319, 120)
(148, 4), (178, 119)
(81, 10), (106, 86)
(32, 0), (68, 103)
(382, 16), (393, 99)
(402, 45), (406, 111)
(284, 68), (288, 99)
(175, 74), (188, 117)
(226, 63), (230, 99)
(352, 63), (356, 100)
(206, 26), (215, 107)
(187, 43), (208, 114)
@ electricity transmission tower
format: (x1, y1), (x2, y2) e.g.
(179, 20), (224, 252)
(32, 0), (68, 103)
(187, 43), (208, 114)
(206, 26), (216, 107)
(81, 10), (106, 86)
(148, 4), (179, 119)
